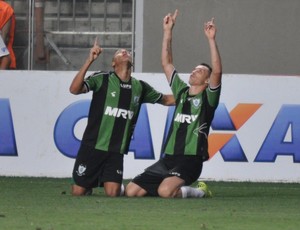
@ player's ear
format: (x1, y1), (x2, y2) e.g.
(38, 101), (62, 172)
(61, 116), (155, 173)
(111, 55), (116, 68)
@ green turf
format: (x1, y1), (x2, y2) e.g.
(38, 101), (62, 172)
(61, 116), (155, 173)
(0, 177), (299, 230)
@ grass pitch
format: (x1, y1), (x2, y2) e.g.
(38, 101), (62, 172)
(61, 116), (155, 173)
(0, 177), (299, 230)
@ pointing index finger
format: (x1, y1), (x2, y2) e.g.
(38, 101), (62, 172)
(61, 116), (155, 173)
(94, 36), (99, 47)
(173, 9), (179, 20)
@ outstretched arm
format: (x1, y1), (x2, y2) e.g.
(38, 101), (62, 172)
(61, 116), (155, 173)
(204, 18), (222, 88)
(159, 94), (175, 106)
(69, 37), (103, 94)
(161, 10), (178, 83)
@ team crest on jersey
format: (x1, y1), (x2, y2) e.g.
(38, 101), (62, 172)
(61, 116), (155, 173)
(76, 164), (87, 176)
(192, 98), (201, 108)
(132, 96), (140, 106)
(133, 96), (140, 106)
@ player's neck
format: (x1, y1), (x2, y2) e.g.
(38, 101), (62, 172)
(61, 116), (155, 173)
(114, 66), (131, 82)
(189, 84), (207, 95)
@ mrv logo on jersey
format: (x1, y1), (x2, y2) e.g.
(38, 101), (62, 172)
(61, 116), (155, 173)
(104, 106), (134, 119)
(174, 114), (198, 124)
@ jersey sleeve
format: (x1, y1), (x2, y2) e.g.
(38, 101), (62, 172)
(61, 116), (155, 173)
(84, 71), (105, 92)
(206, 84), (221, 107)
(140, 81), (163, 104)
(170, 69), (188, 99)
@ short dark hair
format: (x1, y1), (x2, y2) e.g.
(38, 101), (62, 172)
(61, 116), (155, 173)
(201, 63), (212, 73)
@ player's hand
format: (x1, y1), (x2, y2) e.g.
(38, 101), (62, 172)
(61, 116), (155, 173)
(204, 18), (216, 39)
(163, 9), (179, 31)
(89, 37), (103, 62)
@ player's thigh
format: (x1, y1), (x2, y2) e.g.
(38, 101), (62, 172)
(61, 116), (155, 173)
(101, 152), (124, 184)
(130, 172), (163, 196)
(72, 144), (108, 188)
(167, 155), (203, 185)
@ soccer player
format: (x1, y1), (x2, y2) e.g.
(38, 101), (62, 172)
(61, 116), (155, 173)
(125, 10), (222, 198)
(70, 38), (175, 197)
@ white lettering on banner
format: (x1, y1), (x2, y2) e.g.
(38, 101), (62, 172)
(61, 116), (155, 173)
(105, 106), (134, 119)
(174, 113), (198, 123)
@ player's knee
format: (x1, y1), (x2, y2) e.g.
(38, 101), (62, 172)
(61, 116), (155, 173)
(125, 186), (136, 197)
(158, 185), (175, 198)
(72, 190), (84, 196)
(125, 182), (146, 197)
(103, 182), (122, 197)
(71, 185), (86, 196)
(105, 189), (119, 197)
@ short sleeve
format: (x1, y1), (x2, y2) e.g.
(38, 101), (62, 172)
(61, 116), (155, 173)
(206, 85), (221, 107)
(84, 71), (106, 92)
(140, 80), (163, 104)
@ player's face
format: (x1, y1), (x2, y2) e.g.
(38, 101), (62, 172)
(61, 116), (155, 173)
(112, 49), (133, 66)
(189, 65), (210, 86)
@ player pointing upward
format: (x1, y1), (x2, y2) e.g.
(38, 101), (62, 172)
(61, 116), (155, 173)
(70, 37), (174, 196)
(126, 10), (222, 198)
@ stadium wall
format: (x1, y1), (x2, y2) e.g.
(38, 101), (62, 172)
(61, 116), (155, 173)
(0, 71), (300, 182)
(137, 0), (300, 76)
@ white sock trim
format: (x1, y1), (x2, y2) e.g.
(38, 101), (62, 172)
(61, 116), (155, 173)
(181, 186), (205, 198)
(180, 186), (188, 198)
(120, 184), (125, 196)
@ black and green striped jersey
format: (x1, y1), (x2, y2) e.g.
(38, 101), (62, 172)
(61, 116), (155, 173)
(163, 70), (221, 161)
(82, 71), (163, 154)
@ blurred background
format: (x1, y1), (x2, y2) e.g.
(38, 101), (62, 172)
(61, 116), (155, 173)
(6, 0), (133, 70)
(5, 0), (300, 75)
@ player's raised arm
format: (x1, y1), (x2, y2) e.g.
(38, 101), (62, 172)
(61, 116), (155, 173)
(204, 18), (222, 88)
(69, 37), (103, 94)
(161, 9), (178, 83)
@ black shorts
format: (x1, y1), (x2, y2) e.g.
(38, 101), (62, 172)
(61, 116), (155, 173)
(72, 143), (124, 189)
(131, 155), (203, 196)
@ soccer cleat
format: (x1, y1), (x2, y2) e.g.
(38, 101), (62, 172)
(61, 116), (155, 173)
(197, 181), (212, 198)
